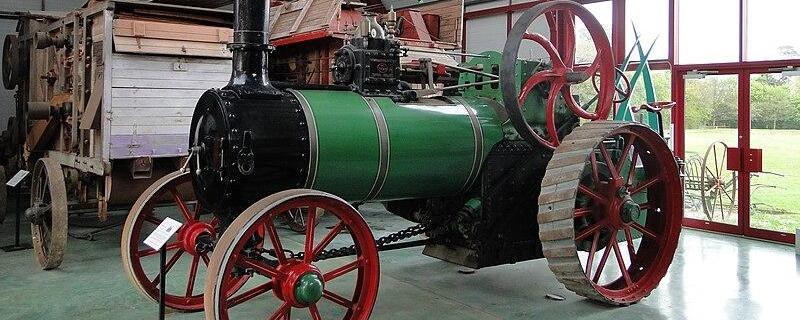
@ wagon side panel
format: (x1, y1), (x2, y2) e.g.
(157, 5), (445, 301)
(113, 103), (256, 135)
(108, 54), (230, 159)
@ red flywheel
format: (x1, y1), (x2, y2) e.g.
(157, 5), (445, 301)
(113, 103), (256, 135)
(501, 0), (616, 149)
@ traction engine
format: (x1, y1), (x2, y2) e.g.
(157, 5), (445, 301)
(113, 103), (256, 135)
(121, 0), (683, 318)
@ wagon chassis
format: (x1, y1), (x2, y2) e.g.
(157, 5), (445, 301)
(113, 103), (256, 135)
(2, 1), (238, 269)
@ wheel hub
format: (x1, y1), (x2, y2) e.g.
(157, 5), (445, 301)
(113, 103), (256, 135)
(177, 221), (215, 255)
(25, 203), (50, 226)
(616, 186), (640, 224)
(275, 261), (325, 307)
(294, 273), (324, 305)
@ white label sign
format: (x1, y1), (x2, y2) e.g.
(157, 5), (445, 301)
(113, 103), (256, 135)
(6, 170), (30, 187)
(144, 217), (183, 251)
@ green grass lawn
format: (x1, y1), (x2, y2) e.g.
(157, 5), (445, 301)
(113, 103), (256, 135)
(684, 128), (800, 233)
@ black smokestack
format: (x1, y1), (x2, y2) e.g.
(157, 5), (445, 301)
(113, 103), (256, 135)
(228, 0), (275, 91)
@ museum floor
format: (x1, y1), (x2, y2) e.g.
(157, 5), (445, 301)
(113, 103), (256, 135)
(0, 202), (798, 320)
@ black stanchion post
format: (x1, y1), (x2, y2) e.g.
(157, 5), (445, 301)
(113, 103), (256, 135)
(159, 247), (166, 320)
(144, 216), (181, 319)
(2, 174), (32, 252)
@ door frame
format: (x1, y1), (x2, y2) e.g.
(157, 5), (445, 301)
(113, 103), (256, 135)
(674, 63), (796, 244)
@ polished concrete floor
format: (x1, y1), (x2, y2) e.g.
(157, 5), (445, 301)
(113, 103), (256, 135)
(0, 203), (798, 320)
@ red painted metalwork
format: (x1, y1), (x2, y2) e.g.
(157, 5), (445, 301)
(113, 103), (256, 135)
(271, 29), (332, 47)
(574, 126), (682, 303)
(206, 192), (380, 319)
(725, 147), (762, 172)
(664, 0), (794, 243)
(509, 2), (615, 148)
(611, 0), (625, 62)
(737, 71), (752, 239)
(668, 0), (676, 65)
(673, 66), (796, 244)
(122, 172), (249, 311)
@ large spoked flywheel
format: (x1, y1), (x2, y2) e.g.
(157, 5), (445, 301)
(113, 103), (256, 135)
(501, 0), (616, 149)
(538, 121), (682, 305)
(30, 158), (68, 270)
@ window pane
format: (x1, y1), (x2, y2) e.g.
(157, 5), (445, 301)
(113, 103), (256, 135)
(749, 73), (800, 233)
(746, 0), (800, 61)
(626, 0), (669, 61)
(624, 70), (674, 146)
(683, 75), (739, 224)
(678, 0), (739, 64)
(575, 1), (613, 64)
(465, 15), (507, 54)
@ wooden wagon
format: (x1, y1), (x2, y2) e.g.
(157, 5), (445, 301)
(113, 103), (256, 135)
(1, 0), (233, 269)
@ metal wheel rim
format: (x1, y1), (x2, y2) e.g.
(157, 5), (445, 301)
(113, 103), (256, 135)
(204, 189), (379, 320)
(121, 170), (249, 311)
(539, 122), (682, 305)
(30, 158), (68, 270)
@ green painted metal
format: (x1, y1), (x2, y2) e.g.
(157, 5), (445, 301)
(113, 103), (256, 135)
(298, 90), (504, 202)
(374, 96), (503, 200)
(300, 90), (380, 200)
(614, 25), (663, 133)
(294, 273), (324, 305)
(458, 51), (562, 140)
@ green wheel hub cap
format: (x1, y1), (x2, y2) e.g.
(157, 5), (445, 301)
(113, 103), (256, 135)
(294, 273), (324, 305)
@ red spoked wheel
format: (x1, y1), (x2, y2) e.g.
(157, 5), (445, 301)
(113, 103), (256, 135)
(204, 189), (379, 320)
(501, 0), (616, 149)
(539, 121), (682, 305)
(121, 170), (249, 311)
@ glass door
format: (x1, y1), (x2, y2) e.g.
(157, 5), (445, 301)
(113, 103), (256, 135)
(682, 74), (740, 227)
(747, 73), (800, 240)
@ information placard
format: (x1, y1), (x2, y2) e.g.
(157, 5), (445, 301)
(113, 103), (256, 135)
(6, 170), (30, 187)
(144, 217), (183, 251)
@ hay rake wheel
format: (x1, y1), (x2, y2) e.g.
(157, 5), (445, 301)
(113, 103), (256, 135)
(700, 141), (737, 222)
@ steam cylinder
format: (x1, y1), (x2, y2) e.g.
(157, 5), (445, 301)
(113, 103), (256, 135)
(189, 89), (504, 213)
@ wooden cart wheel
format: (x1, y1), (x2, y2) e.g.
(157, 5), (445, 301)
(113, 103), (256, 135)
(121, 170), (250, 312)
(700, 141), (737, 221)
(204, 189), (379, 320)
(30, 158), (68, 270)
(2, 34), (19, 90)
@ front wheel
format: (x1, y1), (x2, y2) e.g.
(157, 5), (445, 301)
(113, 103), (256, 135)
(204, 189), (380, 320)
(121, 170), (248, 312)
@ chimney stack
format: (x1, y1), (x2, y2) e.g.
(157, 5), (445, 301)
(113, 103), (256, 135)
(228, 0), (276, 91)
